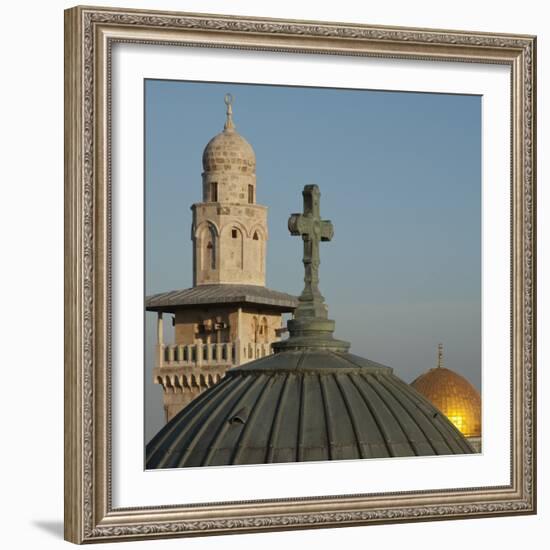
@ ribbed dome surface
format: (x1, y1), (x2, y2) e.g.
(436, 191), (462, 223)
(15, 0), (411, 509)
(202, 128), (256, 174)
(146, 350), (474, 469)
(411, 367), (481, 438)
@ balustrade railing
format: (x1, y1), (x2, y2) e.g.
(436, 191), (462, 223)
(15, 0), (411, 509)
(157, 340), (274, 368)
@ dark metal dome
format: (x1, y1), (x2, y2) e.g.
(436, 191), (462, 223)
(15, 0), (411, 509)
(146, 350), (473, 468)
(146, 184), (474, 469)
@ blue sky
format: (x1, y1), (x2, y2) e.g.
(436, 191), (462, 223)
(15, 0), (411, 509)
(144, 79), (481, 442)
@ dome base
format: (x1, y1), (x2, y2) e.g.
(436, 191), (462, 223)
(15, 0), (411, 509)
(272, 318), (350, 353)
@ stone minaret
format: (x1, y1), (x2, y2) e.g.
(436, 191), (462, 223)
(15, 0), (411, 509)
(147, 94), (297, 423)
(192, 93), (267, 286)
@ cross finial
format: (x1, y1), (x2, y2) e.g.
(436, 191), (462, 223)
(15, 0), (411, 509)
(224, 93), (235, 131)
(437, 343), (444, 368)
(289, 185), (334, 319)
(273, 184), (349, 353)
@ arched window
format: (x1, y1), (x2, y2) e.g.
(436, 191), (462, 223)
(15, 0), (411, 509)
(253, 231), (259, 241)
(248, 185), (254, 204)
(200, 224), (217, 270)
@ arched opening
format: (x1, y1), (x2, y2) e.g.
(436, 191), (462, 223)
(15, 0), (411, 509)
(249, 226), (265, 278)
(199, 223), (217, 271)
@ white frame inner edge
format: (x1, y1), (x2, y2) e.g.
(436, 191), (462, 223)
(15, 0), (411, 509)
(111, 43), (511, 508)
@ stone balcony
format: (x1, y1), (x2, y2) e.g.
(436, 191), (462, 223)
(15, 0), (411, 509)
(153, 340), (273, 395)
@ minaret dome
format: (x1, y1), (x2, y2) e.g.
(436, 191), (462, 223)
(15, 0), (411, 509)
(201, 93), (256, 205)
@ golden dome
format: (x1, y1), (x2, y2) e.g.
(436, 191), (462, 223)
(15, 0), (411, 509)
(411, 344), (481, 438)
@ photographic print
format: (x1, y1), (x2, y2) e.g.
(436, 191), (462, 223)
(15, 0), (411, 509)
(144, 81), (482, 468)
(64, 6), (535, 542)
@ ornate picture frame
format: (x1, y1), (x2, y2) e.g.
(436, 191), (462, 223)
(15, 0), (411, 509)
(64, 5), (536, 544)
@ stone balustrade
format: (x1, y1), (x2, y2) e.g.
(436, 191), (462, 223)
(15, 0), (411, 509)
(157, 340), (273, 369)
(159, 341), (235, 367)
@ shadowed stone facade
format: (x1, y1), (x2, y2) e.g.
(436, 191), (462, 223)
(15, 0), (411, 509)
(147, 95), (297, 423)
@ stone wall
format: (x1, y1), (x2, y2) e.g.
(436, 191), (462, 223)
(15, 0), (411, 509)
(175, 306), (233, 345)
(174, 305), (283, 363)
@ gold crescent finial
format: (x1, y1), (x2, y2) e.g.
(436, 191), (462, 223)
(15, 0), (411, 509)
(224, 93), (235, 130)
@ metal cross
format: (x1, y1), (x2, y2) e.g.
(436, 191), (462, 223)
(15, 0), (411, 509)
(288, 184), (333, 319)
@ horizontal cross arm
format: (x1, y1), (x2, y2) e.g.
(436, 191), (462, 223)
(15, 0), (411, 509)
(288, 213), (312, 237)
(320, 220), (334, 242)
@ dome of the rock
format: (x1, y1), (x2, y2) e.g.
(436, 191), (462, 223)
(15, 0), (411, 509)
(411, 345), (481, 438)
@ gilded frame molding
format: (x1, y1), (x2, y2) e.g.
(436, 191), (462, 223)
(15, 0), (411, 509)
(64, 5), (537, 544)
